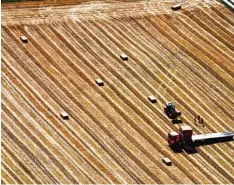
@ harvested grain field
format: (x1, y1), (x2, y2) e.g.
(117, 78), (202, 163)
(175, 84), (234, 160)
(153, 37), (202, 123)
(1, 0), (234, 183)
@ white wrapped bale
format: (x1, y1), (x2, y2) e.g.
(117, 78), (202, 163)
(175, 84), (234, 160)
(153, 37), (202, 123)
(60, 111), (69, 120)
(162, 157), (172, 166)
(148, 95), (157, 103)
(120, 53), (128, 61)
(96, 79), (104, 86)
(20, 36), (28, 43)
(171, 4), (181, 10)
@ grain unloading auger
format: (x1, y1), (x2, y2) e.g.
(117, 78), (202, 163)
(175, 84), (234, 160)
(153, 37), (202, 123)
(168, 125), (234, 147)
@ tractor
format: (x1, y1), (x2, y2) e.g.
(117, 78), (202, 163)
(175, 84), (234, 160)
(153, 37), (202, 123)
(164, 102), (181, 119)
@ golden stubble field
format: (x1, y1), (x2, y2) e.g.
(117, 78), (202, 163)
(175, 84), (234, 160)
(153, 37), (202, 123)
(1, 0), (234, 183)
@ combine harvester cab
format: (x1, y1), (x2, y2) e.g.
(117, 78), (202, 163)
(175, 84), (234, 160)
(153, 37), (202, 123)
(164, 102), (181, 119)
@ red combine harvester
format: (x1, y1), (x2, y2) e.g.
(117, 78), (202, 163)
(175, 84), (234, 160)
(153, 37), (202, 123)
(168, 125), (234, 147)
(164, 102), (181, 119)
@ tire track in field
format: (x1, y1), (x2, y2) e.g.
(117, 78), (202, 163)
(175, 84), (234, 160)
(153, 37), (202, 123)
(17, 25), (162, 184)
(1, 42), (98, 182)
(63, 18), (228, 183)
(2, 60), (121, 184)
(2, 73), (108, 184)
(1, 149), (35, 184)
(1, 51), (119, 184)
(46, 21), (205, 183)
(24, 24), (172, 184)
(87, 16), (234, 136)
(82, 17), (234, 181)
(34, 23), (184, 183)
(143, 16), (234, 127)
(146, 15), (234, 92)
(2, 26), (150, 184)
(107, 17), (234, 124)
(99, 16), (234, 126)
(1, 162), (24, 184)
(1, 57), (137, 184)
(155, 14), (234, 117)
(1, 167), (17, 184)
(2, 3), (234, 184)
(24, 17), (234, 182)
(2, 49), (134, 184)
(37, 24), (186, 184)
(101, 16), (234, 150)
(1, 102), (82, 184)
(1, 55), (144, 185)
(211, 6), (234, 25)
(1, 137), (44, 184)
(132, 15), (234, 172)
(183, 10), (234, 51)
(132, 16), (234, 147)
(175, 12), (234, 65)
(142, 15), (234, 133)
(68, 16), (234, 180)
(0, 42), (134, 184)
(118, 16), (234, 106)
(122, 19), (234, 151)
(198, 7), (234, 37)
(160, 14), (234, 78)
(196, 7), (234, 38)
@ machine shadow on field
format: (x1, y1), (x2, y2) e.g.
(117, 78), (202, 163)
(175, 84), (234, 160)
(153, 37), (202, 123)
(169, 145), (183, 153)
(194, 137), (234, 147)
(171, 119), (183, 124)
(171, 138), (234, 154)
(169, 144), (198, 154)
(182, 145), (198, 154)
(170, 145), (198, 154)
